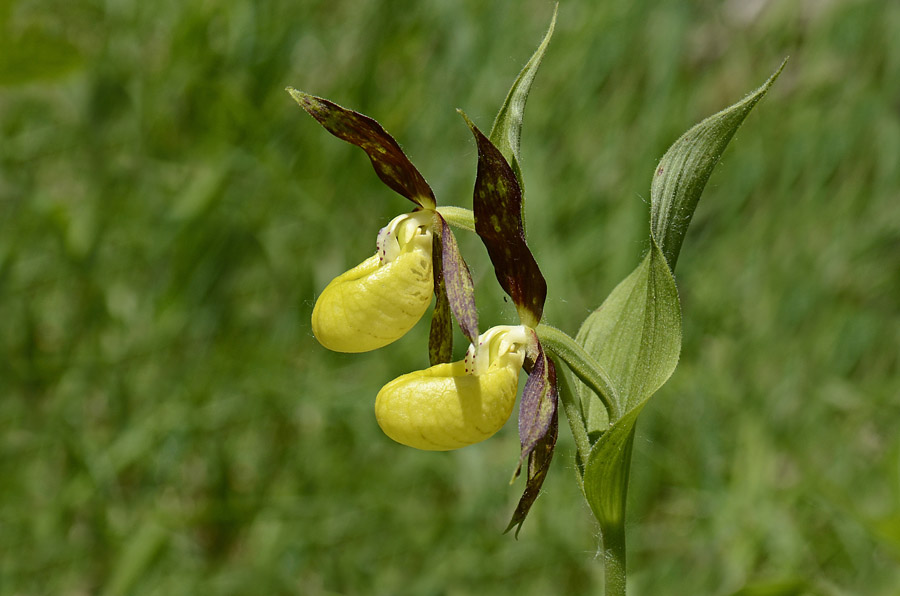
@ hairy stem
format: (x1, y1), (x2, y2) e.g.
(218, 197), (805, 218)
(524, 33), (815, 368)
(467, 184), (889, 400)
(435, 206), (475, 233)
(601, 519), (627, 596)
(536, 324), (621, 422)
(551, 356), (591, 472)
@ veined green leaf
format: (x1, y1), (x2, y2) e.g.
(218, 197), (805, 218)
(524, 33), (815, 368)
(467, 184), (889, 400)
(650, 60), (786, 270)
(489, 4), (557, 197)
(579, 62), (783, 576)
(578, 237), (681, 557)
(576, 238), (681, 425)
(582, 403), (641, 538)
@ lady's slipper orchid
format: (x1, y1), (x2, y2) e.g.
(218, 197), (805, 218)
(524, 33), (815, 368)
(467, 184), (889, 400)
(312, 210), (435, 353)
(375, 325), (529, 450)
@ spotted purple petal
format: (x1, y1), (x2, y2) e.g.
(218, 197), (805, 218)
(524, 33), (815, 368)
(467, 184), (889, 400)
(437, 213), (479, 345)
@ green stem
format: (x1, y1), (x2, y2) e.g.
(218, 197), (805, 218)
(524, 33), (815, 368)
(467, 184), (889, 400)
(536, 324), (621, 422)
(601, 519), (627, 596)
(550, 356), (591, 472)
(599, 425), (635, 596)
(435, 206), (475, 233)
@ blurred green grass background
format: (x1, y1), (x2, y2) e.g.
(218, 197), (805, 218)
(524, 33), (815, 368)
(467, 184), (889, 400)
(1, 0), (898, 594)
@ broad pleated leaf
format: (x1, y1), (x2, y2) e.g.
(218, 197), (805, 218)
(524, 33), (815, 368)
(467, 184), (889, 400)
(576, 238), (681, 419)
(437, 214), (479, 345)
(461, 112), (547, 328)
(489, 4), (557, 198)
(287, 89), (436, 209)
(650, 61), (786, 270)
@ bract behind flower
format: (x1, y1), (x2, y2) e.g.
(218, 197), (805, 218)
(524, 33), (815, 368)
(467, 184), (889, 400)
(375, 326), (528, 450)
(312, 211), (434, 352)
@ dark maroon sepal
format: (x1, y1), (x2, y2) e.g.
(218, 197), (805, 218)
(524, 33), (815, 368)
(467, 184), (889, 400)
(506, 408), (558, 537)
(459, 111), (546, 328)
(515, 338), (558, 478)
(505, 336), (558, 536)
(288, 89), (436, 209)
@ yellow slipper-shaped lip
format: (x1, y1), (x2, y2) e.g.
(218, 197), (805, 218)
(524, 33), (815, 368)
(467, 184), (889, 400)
(312, 210), (434, 353)
(375, 326), (528, 450)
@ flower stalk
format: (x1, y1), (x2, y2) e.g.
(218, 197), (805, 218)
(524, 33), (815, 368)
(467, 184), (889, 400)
(435, 206), (475, 233)
(536, 324), (620, 423)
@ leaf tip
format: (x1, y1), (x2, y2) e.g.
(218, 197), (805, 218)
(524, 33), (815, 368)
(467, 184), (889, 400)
(457, 108), (476, 133)
(285, 86), (306, 102)
(286, 88), (319, 115)
(755, 58), (789, 99)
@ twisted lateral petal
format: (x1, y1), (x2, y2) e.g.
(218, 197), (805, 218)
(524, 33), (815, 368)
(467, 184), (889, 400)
(375, 326), (528, 451)
(312, 211), (434, 352)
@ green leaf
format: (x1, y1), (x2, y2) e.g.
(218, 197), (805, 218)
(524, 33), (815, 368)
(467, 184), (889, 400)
(582, 403), (640, 540)
(287, 89), (436, 209)
(578, 239), (681, 563)
(650, 60), (786, 270)
(576, 238), (682, 420)
(489, 4), (557, 197)
(460, 111), (547, 327)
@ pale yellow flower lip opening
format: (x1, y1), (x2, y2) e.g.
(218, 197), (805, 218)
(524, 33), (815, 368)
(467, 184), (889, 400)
(311, 211), (434, 353)
(374, 326), (528, 451)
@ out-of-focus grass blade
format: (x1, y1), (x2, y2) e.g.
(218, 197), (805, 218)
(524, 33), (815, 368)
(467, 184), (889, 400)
(101, 518), (168, 596)
(728, 577), (811, 596)
(0, 28), (83, 85)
